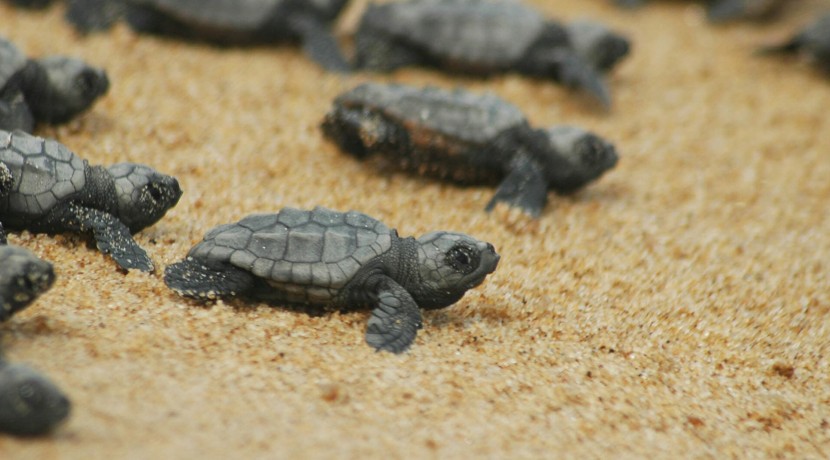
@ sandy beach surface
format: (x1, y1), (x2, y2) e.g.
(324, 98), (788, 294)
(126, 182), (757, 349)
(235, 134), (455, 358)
(1, 0), (829, 458)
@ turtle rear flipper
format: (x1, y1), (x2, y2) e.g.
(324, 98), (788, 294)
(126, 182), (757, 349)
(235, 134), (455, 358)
(65, 0), (126, 33)
(291, 16), (351, 72)
(164, 257), (255, 300)
(64, 204), (154, 272)
(485, 156), (548, 217)
(365, 280), (423, 353)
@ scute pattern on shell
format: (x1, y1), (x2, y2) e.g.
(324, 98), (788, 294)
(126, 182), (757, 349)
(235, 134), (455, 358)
(368, 0), (544, 66)
(337, 83), (528, 145)
(188, 207), (393, 291)
(0, 130), (86, 221)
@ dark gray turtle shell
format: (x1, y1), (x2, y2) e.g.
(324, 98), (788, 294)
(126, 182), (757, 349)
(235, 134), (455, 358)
(335, 83), (528, 147)
(188, 207), (394, 302)
(0, 38), (26, 90)
(129, 0), (346, 30)
(0, 130), (87, 225)
(130, 0), (281, 30)
(363, 0), (545, 67)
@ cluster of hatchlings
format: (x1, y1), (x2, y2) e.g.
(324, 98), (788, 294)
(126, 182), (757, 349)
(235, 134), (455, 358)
(0, 0), (828, 437)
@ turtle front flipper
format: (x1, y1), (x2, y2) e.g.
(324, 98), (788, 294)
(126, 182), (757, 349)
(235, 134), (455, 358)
(366, 280), (423, 353)
(291, 16), (351, 73)
(552, 51), (611, 109)
(485, 156), (548, 217)
(65, 204), (154, 272)
(164, 257), (255, 300)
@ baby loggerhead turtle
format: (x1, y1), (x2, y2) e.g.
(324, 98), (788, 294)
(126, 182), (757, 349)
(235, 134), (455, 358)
(0, 360), (71, 436)
(321, 83), (618, 217)
(0, 230), (55, 321)
(352, 0), (630, 108)
(757, 13), (830, 74)
(0, 130), (182, 272)
(614, 0), (782, 23)
(164, 207), (500, 353)
(63, 0), (351, 71)
(0, 36), (110, 132)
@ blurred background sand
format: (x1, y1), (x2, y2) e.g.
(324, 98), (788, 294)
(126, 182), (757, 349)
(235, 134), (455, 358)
(1, 0), (829, 458)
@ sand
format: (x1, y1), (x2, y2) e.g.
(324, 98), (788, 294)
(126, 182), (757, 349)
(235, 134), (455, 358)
(1, 0), (829, 458)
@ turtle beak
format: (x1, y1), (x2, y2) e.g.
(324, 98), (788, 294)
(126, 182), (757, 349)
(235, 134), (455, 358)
(479, 242), (500, 274)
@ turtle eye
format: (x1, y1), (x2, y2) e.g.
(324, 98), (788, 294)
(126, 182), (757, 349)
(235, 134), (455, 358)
(146, 183), (163, 202)
(74, 71), (95, 94)
(446, 245), (478, 274)
(19, 380), (43, 405)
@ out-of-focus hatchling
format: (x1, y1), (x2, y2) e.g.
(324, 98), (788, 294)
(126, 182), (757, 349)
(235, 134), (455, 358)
(613, 0), (782, 23)
(0, 130), (182, 272)
(0, 36), (109, 133)
(164, 207), (500, 353)
(0, 360), (70, 436)
(2, 0), (54, 8)
(0, 231), (55, 321)
(352, 0), (630, 109)
(321, 83), (618, 217)
(758, 13), (830, 74)
(62, 0), (351, 71)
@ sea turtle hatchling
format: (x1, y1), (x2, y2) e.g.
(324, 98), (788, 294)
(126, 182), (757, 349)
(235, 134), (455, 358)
(0, 360), (70, 436)
(0, 36), (110, 132)
(352, 0), (630, 108)
(63, 0), (351, 71)
(321, 83), (618, 217)
(757, 13), (830, 74)
(164, 207), (500, 353)
(0, 130), (182, 272)
(0, 229), (56, 321)
(613, 0), (782, 23)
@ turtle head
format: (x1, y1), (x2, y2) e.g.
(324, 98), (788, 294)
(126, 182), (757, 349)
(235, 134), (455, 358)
(108, 163), (182, 233)
(566, 20), (631, 72)
(0, 246), (55, 321)
(0, 363), (71, 436)
(543, 125), (618, 193)
(412, 232), (499, 309)
(24, 56), (109, 124)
